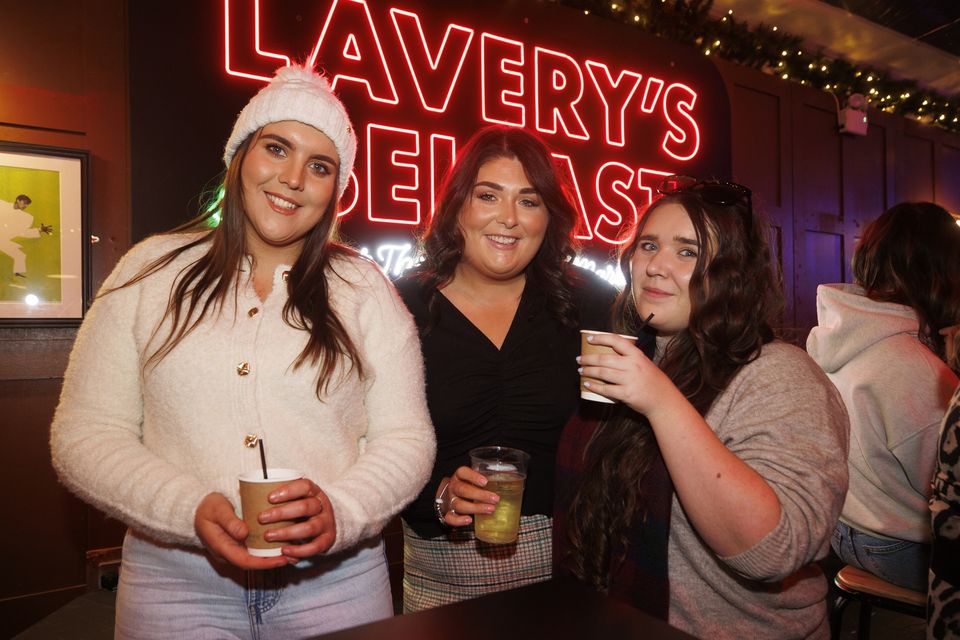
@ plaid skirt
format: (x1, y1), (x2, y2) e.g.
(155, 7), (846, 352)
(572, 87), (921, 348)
(402, 515), (553, 613)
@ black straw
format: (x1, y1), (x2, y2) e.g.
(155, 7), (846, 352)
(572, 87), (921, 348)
(638, 312), (655, 331)
(258, 439), (268, 479)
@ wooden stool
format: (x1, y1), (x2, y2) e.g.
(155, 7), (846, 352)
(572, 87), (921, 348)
(830, 564), (926, 639)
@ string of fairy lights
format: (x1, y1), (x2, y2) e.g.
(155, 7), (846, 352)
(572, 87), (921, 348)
(556, 0), (960, 134)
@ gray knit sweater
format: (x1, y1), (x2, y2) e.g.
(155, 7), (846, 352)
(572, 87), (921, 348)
(667, 341), (850, 640)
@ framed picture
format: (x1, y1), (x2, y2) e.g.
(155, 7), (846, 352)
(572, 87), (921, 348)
(0, 142), (88, 326)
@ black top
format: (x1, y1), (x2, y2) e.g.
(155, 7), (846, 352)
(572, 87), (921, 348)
(396, 268), (616, 538)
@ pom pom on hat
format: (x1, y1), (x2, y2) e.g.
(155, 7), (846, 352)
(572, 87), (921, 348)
(223, 65), (356, 196)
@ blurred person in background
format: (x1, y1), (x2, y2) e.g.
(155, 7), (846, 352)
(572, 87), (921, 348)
(807, 201), (960, 592)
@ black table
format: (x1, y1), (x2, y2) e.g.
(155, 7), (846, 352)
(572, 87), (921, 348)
(312, 577), (698, 639)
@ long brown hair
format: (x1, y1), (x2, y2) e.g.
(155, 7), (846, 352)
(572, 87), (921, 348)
(852, 201), (960, 364)
(107, 129), (363, 395)
(564, 189), (782, 590)
(415, 125), (582, 329)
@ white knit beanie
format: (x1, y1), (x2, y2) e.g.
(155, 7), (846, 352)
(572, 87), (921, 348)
(223, 65), (357, 196)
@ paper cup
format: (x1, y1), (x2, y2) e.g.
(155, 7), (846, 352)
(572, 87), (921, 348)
(238, 468), (303, 557)
(580, 330), (637, 403)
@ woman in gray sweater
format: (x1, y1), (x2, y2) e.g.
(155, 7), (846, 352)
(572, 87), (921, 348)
(557, 176), (849, 639)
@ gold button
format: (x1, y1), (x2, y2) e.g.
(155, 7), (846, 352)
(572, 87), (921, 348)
(236, 362), (250, 376)
(248, 307), (259, 317)
(281, 270), (290, 282)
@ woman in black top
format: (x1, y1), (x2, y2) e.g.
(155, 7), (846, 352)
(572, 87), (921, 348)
(395, 125), (614, 612)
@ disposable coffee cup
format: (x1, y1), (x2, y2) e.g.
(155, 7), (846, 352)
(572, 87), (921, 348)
(238, 468), (303, 557)
(469, 446), (529, 544)
(580, 330), (637, 403)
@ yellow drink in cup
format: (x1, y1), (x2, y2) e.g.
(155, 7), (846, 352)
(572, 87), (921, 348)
(469, 446), (530, 544)
(474, 471), (525, 543)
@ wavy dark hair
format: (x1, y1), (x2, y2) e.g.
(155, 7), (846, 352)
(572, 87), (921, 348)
(105, 128), (363, 396)
(564, 188), (783, 591)
(852, 201), (960, 363)
(415, 125), (582, 329)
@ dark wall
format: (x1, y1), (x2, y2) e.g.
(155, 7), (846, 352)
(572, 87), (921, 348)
(718, 58), (960, 342)
(128, 2), (252, 240)
(0, 0), (129, 635)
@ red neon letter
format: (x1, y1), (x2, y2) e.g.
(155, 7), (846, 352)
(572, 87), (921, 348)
(390, 9), (474, 113)
(661, 83), (701, 161)
(534, 47), (588, 140)
(223, 0), (291, 82)
(639, 77), (664, 113)
(551, 153), (593, 240)
(636, 168), (674, 209)
(337, 171), (360, 218)
(593, 162), (638, 244)
(309, 0), (398, 104)
(481, 33), (525, 126)
(584, 60), (643, 147)
(366, 124), (422, 225)
(430, 134), (457, 217)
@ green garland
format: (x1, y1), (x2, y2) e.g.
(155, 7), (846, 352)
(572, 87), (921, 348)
(556, 0), (960, 134)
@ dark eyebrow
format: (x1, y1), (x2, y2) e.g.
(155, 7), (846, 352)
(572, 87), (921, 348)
(473, 181), (539, 195)
(637, 233), (699, 247)
(260, 133), (339, 166)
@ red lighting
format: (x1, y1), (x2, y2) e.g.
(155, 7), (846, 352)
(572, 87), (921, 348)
(366, 124), (422, 225)
(390, 9), (474, 113)
(534, 47), (589, 140)
(661, 83), (701, 161)
(222, 0), (725, 248)
(584, 61), (642, 147)
(481, 33), (526, 127)
(309, 0), (400, 105)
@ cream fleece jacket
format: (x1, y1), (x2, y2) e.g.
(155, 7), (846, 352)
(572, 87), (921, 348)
(50, 233), (435, 554)
(806, 283), (957, 543)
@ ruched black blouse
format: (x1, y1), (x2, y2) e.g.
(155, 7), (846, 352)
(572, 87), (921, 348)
(396, 269), (616, 539)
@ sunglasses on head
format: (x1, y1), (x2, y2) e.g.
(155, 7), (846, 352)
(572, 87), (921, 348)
(655, 175), (754, 232)
(656, 174), (752, 205)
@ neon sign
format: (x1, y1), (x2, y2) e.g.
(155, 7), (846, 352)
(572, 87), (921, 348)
(360, 241), (625, 289)
(222, 0), (731, 251)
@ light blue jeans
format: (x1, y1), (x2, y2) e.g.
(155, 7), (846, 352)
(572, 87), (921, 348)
(832, 521), (929, 592)
(114, 531), (392, 639)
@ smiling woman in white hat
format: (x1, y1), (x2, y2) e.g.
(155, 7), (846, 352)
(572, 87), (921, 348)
(50, 65), (435, 638)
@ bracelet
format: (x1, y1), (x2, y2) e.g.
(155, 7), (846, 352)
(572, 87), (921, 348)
(434, 481), (450, 525)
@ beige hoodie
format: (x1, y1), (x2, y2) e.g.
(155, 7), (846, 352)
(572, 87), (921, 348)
(806, 283), (957, 542)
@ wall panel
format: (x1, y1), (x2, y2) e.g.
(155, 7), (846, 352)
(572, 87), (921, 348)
(898, 132), (936, 202)
(718, 59), (795, 326)
(0, 0), (129, 634)
(796, 231), (845, 330)
(840, 120), (889, 281)
(938, 142), (960, 213)
(792, 97), (842, 337)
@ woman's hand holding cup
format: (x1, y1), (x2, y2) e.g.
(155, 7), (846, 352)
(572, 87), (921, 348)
(578, 332), (677, 416)
(197, 470), (339, 569)
(257, 477), (337, 559)
(437, 466), (499, 527)
(195, 492), (291, 570)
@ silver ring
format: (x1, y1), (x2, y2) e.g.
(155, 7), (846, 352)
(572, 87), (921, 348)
(449, 496), (458, 515)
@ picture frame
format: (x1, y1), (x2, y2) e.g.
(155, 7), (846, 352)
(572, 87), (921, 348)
(0, 142), (88, 326)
